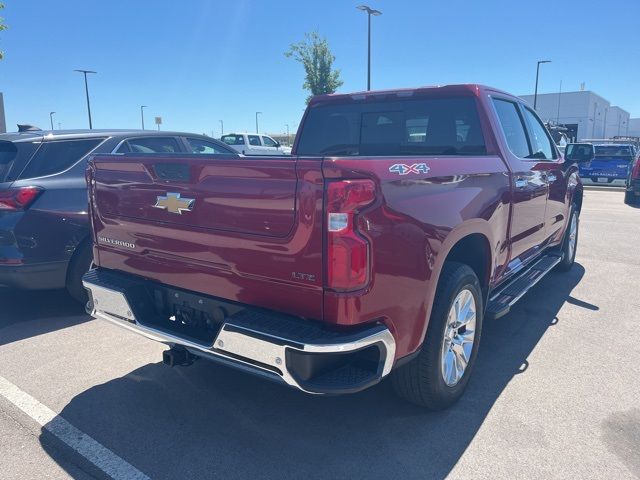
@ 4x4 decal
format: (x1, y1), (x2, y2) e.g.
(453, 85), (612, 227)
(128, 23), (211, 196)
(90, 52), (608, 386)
(388, 163), (430, 175)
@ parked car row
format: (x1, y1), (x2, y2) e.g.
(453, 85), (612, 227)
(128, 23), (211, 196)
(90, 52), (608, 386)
(0, 129), (238, 301)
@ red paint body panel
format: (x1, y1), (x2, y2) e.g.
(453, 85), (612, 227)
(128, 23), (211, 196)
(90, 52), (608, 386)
(89, 156), (325, 320)
(87, 84), (581, 362)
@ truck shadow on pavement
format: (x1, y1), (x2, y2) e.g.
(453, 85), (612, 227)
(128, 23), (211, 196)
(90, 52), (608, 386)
(41, 265), (589, 480)
(0, 288), (89, 347)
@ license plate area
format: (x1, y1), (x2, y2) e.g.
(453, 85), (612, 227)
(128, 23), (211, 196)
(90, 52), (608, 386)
(138, 283), (244, 345)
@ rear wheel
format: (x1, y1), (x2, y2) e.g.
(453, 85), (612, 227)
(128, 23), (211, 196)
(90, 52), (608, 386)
(391, 262), (483, 409)
(556, 206), (579, 272)
(66, 241), (93, 304)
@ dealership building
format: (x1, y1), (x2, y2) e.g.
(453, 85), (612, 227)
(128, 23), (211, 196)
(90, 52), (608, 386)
(520, 90), (639, 141)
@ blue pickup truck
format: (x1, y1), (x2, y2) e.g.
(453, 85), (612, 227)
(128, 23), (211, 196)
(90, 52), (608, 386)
(578, 143), (637, 186)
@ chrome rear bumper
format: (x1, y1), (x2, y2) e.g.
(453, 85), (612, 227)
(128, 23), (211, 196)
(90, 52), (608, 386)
(83, 269), (396, 394)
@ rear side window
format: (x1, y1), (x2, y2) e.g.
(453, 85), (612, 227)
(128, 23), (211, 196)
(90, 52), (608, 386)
(117, 137), (181, 154)
(19, 138), (103, 179)
(296, 96), (486, 156)
(248, 135), (261, 146)
(185, 137), (235, 155)
(221, 135), (245, 146)
(0, 141), (40, 182)
(492, 99), (530, 158)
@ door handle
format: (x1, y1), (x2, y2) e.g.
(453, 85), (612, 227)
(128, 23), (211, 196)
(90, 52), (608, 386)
(515, 178), (527, 188)
(547, 173), (557, 182)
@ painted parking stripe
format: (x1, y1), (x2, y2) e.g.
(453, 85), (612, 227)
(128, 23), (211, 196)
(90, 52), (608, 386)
(0, 375), (150, 480)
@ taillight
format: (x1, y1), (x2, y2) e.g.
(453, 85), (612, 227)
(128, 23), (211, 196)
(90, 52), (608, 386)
(326, 179), (376, 290)
(0, 186), (43, 211)
(632, 161), (640, 179)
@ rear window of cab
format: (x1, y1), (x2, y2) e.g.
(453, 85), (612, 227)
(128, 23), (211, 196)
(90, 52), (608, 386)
(594, 145), (634, 157)
(296, 96), (486, 157)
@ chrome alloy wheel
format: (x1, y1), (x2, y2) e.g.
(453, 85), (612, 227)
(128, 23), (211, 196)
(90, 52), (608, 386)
(441, 289), (477, 387)
(567, 212), (578, 260)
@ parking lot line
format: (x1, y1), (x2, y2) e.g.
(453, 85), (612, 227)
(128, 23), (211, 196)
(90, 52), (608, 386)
(0, 375), (150, 480)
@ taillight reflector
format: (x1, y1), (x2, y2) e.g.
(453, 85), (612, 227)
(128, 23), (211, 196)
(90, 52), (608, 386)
(326, 180), (376, 291)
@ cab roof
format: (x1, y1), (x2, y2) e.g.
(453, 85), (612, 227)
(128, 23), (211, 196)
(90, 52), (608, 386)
(308, 84), (512, 105)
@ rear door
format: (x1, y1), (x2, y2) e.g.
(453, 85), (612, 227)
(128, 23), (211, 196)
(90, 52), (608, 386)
(519, 106), (568, 245)
(89, 153), (325, 319)
(491, 97), (548, 269)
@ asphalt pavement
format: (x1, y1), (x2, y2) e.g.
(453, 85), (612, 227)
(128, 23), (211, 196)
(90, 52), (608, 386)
(0, 189), (638, 480)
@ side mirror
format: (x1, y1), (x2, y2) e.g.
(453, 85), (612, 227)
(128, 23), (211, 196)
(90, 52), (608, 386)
(274, 141), (281, 148)
(565, 143), (594, 163)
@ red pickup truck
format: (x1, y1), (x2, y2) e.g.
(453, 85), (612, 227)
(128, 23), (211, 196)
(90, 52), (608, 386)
(83, 85), (582, 409)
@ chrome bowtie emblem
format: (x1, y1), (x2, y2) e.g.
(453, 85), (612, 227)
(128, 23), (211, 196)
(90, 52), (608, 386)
(153, 192), (195, 214)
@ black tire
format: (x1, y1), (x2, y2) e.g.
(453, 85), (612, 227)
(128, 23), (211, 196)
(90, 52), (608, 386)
(556, 206), (579, 272)
(65, 240), (93, 304)
(391, 262), (483, 410)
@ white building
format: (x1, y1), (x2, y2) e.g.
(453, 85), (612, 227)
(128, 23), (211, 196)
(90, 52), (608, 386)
(519, 91), (632, 141)
(628, 118), (640, 137)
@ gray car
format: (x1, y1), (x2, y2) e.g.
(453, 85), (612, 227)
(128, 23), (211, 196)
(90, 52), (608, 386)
(0, 128), (238, 302)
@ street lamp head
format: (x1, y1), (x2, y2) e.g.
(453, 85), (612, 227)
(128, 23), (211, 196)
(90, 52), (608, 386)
(49, 111), (55, 115)
(357, 5), (382, 15)
(74, 69), (97, 74)
(538, 60), (551, 65)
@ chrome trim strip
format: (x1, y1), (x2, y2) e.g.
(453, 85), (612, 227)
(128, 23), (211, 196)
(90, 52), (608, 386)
(83, 279), (396, 394)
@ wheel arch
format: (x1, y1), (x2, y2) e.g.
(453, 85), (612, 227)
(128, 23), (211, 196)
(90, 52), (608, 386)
(412, 223), (495, 354)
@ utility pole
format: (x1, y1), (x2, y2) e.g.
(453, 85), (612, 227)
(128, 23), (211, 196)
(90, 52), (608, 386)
(357, 5), (382, 91)
(533, 60), (551, 111)
(74, 69), (96, 129)
(219, 119), (224, 137)
(255, 112), (262, 133)
(556, 80), (562, 124)
(285, 124), (290, 145)
(49, 112), (56, 130)
(140, 105), (148, 130)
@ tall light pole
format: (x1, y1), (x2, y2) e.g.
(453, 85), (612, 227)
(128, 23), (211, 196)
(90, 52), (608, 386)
(533, 60), (551, 111)
(140, 105), (148, 130)
(74, 69), (96, 129)
(285, 124), (290, 145)
(357, 5), (382, 91)
(49, 112), (56, 130)
(219, 119), (224, 137)
(255, 112), (262, 133)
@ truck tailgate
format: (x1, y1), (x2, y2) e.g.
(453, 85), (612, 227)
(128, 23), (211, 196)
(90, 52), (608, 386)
(88, 154), (324, 320)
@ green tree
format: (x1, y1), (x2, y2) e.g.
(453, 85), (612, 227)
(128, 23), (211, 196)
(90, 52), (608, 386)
(285, 31), (343, 103)
(0, 3), (6, 60)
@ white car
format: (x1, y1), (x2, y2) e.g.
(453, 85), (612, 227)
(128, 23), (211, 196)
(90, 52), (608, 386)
(221, 133), (292, 156)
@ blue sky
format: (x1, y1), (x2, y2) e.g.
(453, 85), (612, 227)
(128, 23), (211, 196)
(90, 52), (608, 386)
(1, 0), (639, 136)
